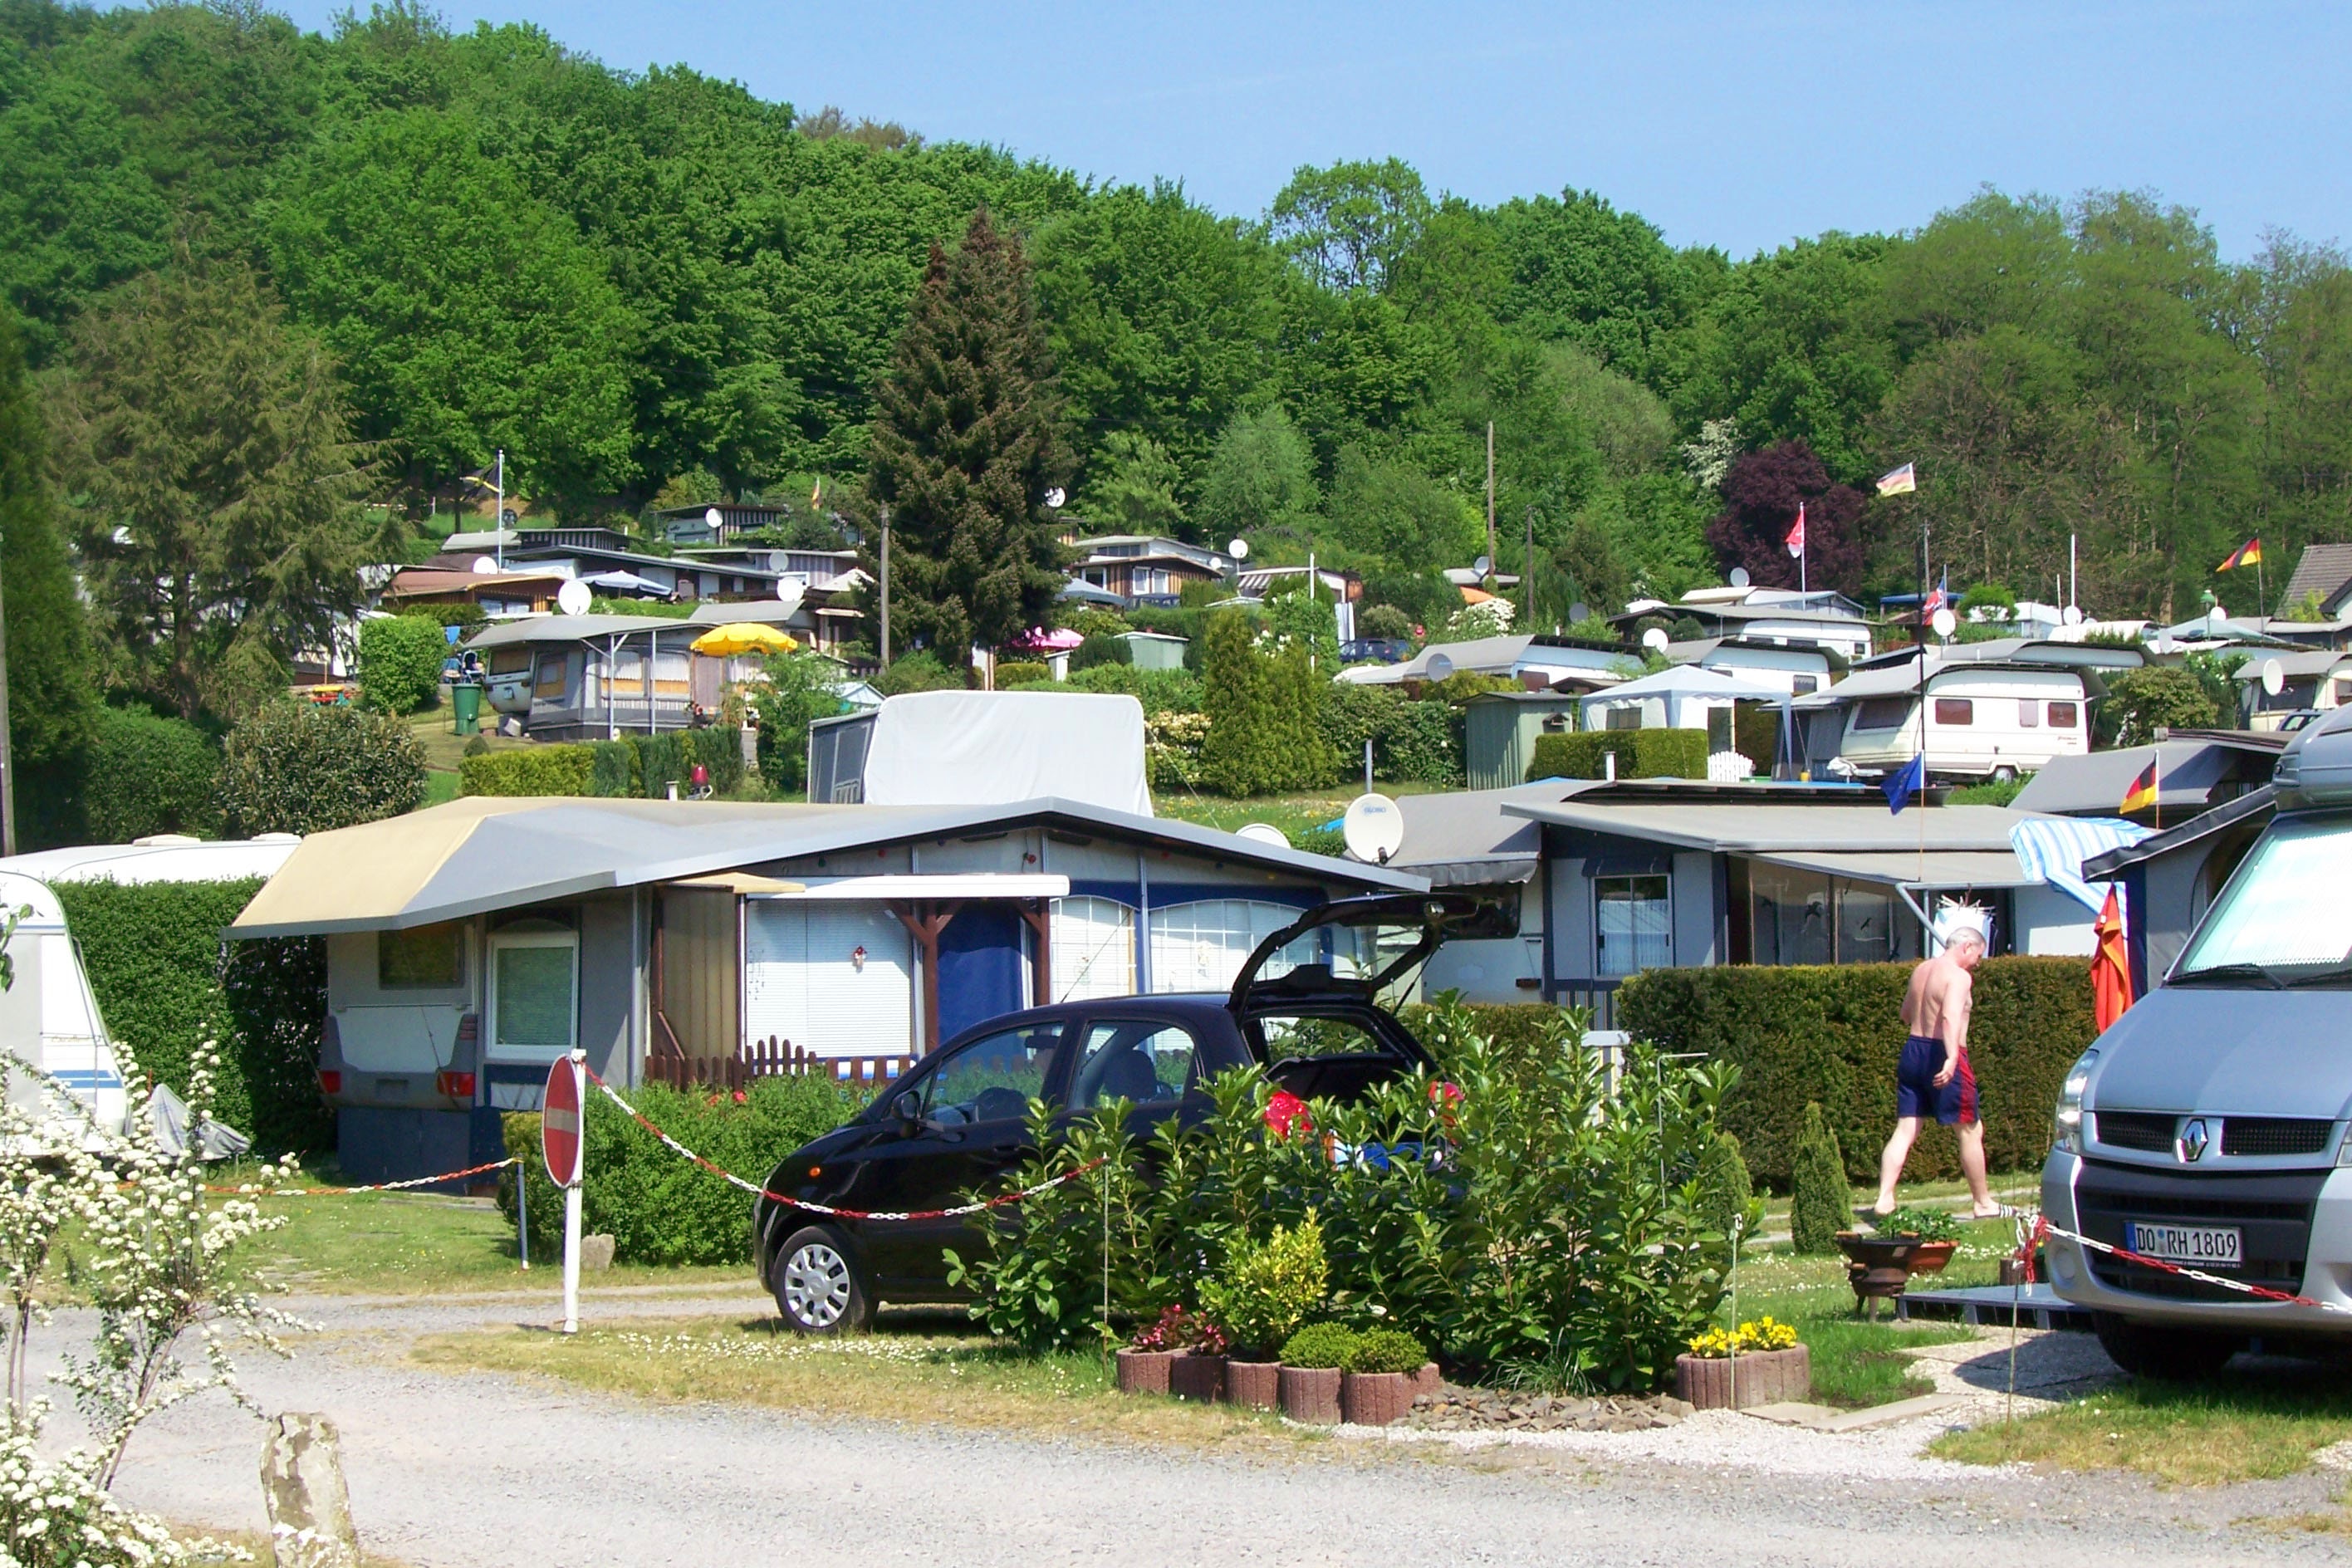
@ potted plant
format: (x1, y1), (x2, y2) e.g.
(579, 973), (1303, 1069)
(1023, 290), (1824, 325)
(1674, 1316), (1809, 1410)
(1168, 1313), (1230, 1403)
(1340, 1327), (1429, 1426)
(1198, 1217), (1327, 1413)
(1833, 1230), (1924, 1312)
(1877, 1205), (1962, 1275)
(1115, 1306), (1188, 1395)
(1277, 1323), (1355, 1423)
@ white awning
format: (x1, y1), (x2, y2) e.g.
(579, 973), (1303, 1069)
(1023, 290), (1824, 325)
(745, 875), (1071, 901)
(1746, 849), (2036, 889)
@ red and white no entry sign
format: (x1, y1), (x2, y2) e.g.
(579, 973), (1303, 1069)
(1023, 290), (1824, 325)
(542, 1055), (584, 1188)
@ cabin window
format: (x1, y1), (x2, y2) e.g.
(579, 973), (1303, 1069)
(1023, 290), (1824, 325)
(1049, 897), (1137, 1002)
(1854, 697), (1914, 731)
(2046, 700), (2079, 728)
(488, 929), (577, 1061)
(1595, 876), (1671, 978)
(1149, 899), (1324, 992)
(2017, 699), (2039, 728)
(1792, 675), (1819, 695)
(488, 648), (532, 676)
(1933, 698), (1974, 726)
(378, 923), (463, 988)
(532, 656), (567, 700)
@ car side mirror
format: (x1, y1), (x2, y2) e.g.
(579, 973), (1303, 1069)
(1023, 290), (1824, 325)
(891, 1090), (924, 1131)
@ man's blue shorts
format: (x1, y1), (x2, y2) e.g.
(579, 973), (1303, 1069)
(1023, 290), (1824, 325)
(1895, 1033), (1979, 1126)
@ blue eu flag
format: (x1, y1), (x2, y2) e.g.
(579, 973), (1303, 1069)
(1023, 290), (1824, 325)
(1883, 753), (1927, 814)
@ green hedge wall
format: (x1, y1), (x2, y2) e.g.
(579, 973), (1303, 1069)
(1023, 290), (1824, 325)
(1616, 958), (2093, 1186)
(84, 707), (222, 840)
(1526, 729), (1708, 782)
(460, 746), (595, 796)
(53, 877), (331, 1154)
(460, 731), (744, 800)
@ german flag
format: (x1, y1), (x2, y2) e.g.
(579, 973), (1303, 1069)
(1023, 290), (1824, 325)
(2217, 537), (2263, 572)
(2120, 758), (2159, 816)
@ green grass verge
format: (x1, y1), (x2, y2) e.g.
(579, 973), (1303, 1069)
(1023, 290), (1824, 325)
(1931, 1370), (2352, 1485)
(1713, 1242), (1977, 1408)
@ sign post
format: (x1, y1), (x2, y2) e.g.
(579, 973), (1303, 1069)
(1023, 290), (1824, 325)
(542, 1051), (586, 1335)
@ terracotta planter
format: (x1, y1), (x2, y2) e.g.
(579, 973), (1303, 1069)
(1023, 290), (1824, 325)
(1224, 1360), (1281, 1410)
(1278, 1365), (1342, 1423)
(1340, 1370), (1416, 1427)
(1674, 1345), (1811, 1411)
(1114, 1348), (1175, 1395)
(1906, 1239), (1958, 1276)
(1169, 1352), (1226, 1403)
(1411, 1361), (1441, 1402)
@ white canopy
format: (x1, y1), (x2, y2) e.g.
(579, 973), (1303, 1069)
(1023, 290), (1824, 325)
(1580, 665), (1787, 728)
(860, 691), (1154, 816)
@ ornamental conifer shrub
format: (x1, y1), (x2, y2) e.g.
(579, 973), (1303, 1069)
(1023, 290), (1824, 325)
(1788, 1103), (1849, 1255)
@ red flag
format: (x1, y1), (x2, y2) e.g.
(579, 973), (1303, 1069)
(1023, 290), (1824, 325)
(1784, 502), (1806, 560)
(2092, 886), (2134, 1031)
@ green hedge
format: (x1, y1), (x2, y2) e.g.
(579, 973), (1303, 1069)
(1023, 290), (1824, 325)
(499, 1074), (865, 1266)
(1526, 729), (1708, 781)
(459, 745), (595, 796)
(461, 730), (743, 800)
(1616, 957), (2094, 1186)
(357, 615), (448, 714)
(53, 877), (331, 1154)
(84, 707), (221, 840)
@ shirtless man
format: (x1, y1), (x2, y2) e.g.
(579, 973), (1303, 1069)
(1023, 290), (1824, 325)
(1874, 927), (1999, 1219)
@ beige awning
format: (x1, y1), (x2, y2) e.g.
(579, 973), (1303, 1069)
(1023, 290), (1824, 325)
(233, 797), (550, 934)
(667, 872), (806, 894)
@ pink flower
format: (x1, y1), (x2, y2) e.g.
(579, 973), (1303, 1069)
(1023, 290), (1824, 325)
(1264, 1090), (1313, 1141)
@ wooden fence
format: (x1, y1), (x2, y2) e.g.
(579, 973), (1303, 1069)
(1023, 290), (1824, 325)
(641, 1036), (919, 1093)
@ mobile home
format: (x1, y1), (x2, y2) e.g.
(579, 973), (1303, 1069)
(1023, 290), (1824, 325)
(1793, 640), (2141, 782)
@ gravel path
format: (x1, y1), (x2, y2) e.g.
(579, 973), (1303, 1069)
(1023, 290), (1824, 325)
(62, 1288), (2345, 1567)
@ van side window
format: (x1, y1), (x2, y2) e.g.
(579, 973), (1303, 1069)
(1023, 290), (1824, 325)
(2016, 699), (2038, 728)
(1792, 674), (1819, 695)
(2047, 700), (2079, 728)
(1854, 697), (1913, 731)
(379, 923), (463, 987)
(1933, 698), (1974, 726)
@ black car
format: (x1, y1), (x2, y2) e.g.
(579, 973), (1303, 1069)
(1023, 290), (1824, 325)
(753, 893), (1502, 1332)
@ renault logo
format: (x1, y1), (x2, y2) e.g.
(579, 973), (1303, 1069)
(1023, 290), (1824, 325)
(2179, 1118), (2212, 1164)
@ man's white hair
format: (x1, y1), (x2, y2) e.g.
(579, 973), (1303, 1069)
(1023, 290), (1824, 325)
(1943, 926), (1987, 952)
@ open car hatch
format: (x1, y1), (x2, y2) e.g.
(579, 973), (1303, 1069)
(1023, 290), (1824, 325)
(1226, 891), (1515, 1013)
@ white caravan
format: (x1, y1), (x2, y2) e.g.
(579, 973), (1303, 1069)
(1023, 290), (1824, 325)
(1798, 660), (2098, 782)
(0, 872), (128, 1144)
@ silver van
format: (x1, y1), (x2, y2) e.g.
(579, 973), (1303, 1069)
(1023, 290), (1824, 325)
(2042, 705), (2352, 1376)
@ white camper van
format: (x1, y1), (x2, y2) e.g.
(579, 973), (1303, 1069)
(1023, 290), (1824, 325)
(0, 872), (128, 1143)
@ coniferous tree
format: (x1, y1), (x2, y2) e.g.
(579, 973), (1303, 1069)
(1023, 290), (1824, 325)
(865, 208), (1072, 654)
(1788, 1102), (1850, 1256)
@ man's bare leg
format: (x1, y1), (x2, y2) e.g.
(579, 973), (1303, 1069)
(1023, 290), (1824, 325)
(1958, 1121), (2000, 1216)
(1874, 1117), (1922, 1215)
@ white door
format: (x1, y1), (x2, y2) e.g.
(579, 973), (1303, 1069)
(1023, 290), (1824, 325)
(742, 901), (913, 1057)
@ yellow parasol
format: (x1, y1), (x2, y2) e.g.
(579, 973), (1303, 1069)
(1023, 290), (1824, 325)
(690, 623), (799, 657)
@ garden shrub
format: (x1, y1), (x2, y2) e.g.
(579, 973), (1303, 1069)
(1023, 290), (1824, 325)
(1317, 684), (1463, 786)
(221, 702), (428, 835)
(875, 651), (963, 695)
(1525, 728), (1706, 782)
(1066, 663), (1201, 715)
(1788, 1104), (1848, 1255)
(461, 742), (595, 796)
(357, 614), (448, 714)
(82, 706), (220, 840)
(55, 876), (330, 1154)
(1145, 710), (1209, 789)
(1071, 634), (1132, 671)
(1346, 1327), (1428, 1374)
(1615, 958), (2093, 1183)
(1198, 1214), (1327, 1360)
(588, 739), (637, 796)
(1695, 1130), (1762, 1249)
(462, 732), (742, 801)
(500, 1073), (865, 1266)
(1199, 612), (1337, 795)
(993, 660), (1049, 687)
(1279, 1322), (1358, 1369)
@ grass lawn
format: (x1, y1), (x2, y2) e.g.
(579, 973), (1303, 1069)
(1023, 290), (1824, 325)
(411, 1314), (1302, 1450)
(1154, 781), (1450, 845)
(1931, 1370), (2352, 1486)
(1706, 1242), (1977, 1408)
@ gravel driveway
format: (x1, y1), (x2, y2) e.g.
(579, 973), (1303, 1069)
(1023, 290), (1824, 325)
(67, 1286), (2347, 1567)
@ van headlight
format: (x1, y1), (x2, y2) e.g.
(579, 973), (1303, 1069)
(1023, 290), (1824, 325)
(2053, 1048), (2099, 1154)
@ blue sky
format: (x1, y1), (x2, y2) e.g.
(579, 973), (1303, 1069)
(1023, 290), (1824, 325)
(277, 1), (2345, 259)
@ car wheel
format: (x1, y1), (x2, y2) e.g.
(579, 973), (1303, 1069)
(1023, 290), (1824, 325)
(2092, 1311), (2237, 1381)
(1992, 765), (2018, 785)
(772, 1224), (872, 1335)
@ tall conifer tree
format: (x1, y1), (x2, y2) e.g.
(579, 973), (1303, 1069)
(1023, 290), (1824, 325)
(866, 208), (1071, 655)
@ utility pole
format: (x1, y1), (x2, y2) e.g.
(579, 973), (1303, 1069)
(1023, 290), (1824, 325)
(1522, 505), (1535, 626)
(1484, 422), (1497, 590)
(878, 504), (892, 666)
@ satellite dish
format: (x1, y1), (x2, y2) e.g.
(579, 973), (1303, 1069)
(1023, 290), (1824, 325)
(1729, 566), (1752, 589)
(2062, 605), (2085, 626)
(1341, 793), (1405, 865)
(1642, 627), (1670, 652)
(1473, 556), (1492, 577)
(1227, 538), (1250, 561)
(704, 507), (723, 527)
(1235, 822), (1291, 850)
(470, 556), (499, 576)
(1568, 602), (1591, 625)
(1423, 651), (1454, 683)
(1931, 607), (1958, 641)
(500, 507), (518, 526)
(1044, 488), (1066, 509)
(2262, 658), (2286, 698)
(556, 580), (592, 616)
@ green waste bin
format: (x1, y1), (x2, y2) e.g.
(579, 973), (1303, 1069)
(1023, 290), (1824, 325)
(453, 680), (483, 736)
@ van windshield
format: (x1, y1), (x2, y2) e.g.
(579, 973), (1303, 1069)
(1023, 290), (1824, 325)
(2173, 814), (2352, 985)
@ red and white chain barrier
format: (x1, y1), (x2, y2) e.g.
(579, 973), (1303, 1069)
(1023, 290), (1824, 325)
(205, 1155), (523, 1197)
(586, 1070), (1104, 1222)
(2021, 1210), (2352, 1319)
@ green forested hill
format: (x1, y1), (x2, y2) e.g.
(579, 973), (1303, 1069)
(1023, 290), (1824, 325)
(5, 0), (2351, 624)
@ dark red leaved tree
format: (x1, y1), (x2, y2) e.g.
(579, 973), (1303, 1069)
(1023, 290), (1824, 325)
(1703, 441), (1866, 594)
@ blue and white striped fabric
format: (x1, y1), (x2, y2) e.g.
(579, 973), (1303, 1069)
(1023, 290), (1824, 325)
(2008, 816), (2151, 914)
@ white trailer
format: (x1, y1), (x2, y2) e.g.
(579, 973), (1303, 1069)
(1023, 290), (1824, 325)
(0, 872), (128, 1144)
(1798, 660), (2095, 782)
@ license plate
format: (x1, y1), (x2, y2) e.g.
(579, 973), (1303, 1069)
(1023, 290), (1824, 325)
(2125, 1223), (2242, 1267)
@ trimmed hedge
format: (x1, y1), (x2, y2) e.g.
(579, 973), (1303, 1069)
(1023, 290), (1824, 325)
(461, 730), (744, 800)
(83, 706), (221, 840)
(52, 877), (331, 1154)
(1526, 729), (1708, 781)
(1617, 957), (2095, 1186)
(357, 614), (448, 714)
(460, 745), (595, 796)
(499, 1073), (865, 1266)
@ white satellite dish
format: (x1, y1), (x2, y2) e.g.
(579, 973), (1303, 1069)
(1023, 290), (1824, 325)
(1044, 488), (1066, 509)
(2262, 657), (2286, 698)
(1423, 651), (1455, 683)
(1235, 822), (1291, 850)
(556, 580), (593, 616)
(470, 556), (499, 576)
(1341, 793), (1405, 865)
(1473, 555), (1492, 577)
(2062, 604), (2085, 626)
(1568, 602), (1590, 625)
(1931, 607), (1958, 640)
(1729, 566), (1752, 588)
(2209, 605), (2230, 634)
(1227, 537), (1250, 561)
(704, 506), (723, 528)
(1641, 626), (1670, 652)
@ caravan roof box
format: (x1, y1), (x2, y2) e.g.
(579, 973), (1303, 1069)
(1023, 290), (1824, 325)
(808, 691), (1153, 816)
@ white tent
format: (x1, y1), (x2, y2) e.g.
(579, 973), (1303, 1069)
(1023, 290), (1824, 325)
(858, 691), (1154, 816)
(1579, 664), (1788, 731)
